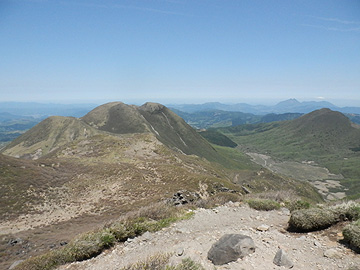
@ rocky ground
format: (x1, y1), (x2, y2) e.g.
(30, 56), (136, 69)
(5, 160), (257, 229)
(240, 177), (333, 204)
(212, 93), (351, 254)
(59, 202), (360, 270)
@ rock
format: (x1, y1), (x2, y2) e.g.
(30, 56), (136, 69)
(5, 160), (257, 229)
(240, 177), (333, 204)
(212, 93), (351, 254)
(273, 249), (294, 268)
(324, 248), (342, 259)
(257, 224), (270, 232)
(142, 231), (152, 242)
(176, 247), (184, 256)
(242, 185), (251, 194)
(9, 260), (24, 269)
(8, 238), (23, 246)
(168, 190), (200, 205)
(60, 241), (68, 246)
(314, 240), (321, 247)
(208, 234), (255, 265)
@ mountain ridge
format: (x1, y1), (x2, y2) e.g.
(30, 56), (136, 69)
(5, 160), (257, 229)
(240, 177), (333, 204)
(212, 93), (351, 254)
(170, 98), (360, 115)
(1, 102), (220, 163)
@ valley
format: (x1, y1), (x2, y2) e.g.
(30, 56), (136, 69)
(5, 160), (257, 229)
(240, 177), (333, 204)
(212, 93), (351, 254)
(246, 152), (347, 200)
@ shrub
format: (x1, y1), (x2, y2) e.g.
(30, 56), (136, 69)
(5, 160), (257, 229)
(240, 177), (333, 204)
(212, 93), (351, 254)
(288, 208), (339, 231)
(285, 200), (311, 212)
(331, 202), (360, 221)
(246, 198), (281, 211)
(343, 219), (360, 251)
(120, 253), (172, 270)
(120, 254), (205, 270)
(170, 258), (205, 270)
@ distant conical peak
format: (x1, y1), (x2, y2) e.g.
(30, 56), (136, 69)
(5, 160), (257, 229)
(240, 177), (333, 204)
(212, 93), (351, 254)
(276, 98), (300, 105)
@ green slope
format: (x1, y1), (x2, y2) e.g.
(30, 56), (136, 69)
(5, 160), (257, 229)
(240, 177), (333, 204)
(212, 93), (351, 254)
(217, 109), (360, 198)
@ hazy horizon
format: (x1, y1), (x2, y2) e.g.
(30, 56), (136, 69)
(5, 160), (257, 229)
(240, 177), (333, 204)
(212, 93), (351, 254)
(1, 1), (359, 106)
(1, 97), (359, 108)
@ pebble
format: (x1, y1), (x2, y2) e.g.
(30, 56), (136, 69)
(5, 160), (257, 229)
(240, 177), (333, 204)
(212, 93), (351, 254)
(176, 247), (184, 256)
(257, 224), (270, 232)
(314, 240), (321, 247)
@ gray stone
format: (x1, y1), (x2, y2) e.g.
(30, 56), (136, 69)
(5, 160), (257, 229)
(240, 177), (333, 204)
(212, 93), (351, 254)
(208, 234), (256, 265)
(324, 248), (342, 259)
(273, 249), (294, 268)
(142, 231), (152, 242)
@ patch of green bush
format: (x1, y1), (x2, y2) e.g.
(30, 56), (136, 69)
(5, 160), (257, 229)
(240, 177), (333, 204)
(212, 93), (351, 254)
(169, 258), (205, 270)
(246, 198), (281, 211)
(288, 208), (339, 231)
(288, 202), (360, 232)
(343, 219), (360, 251)
(285, 200), (311, 212)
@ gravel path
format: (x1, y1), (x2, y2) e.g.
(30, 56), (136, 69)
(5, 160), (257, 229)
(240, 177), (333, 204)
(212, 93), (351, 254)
(60, 203), (360, 270)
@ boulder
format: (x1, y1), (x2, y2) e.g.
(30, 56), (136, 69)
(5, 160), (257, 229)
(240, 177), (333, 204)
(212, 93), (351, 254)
(169, 190), (200, 205)
(273, 249), (294, 268)
(208, 234), (255, 265)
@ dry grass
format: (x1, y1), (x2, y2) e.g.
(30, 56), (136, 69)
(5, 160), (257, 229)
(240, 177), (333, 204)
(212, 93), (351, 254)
(246, 198), (281, 211)
(120, 253), (205, 270)
(120, 253), (172, 270)
(194, 192), (242, 209)
(13, 203), (194, 270)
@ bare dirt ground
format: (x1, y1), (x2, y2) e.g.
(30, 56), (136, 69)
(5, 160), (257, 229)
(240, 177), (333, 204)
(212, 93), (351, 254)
(246, 153), (347, 201)
(59, 202), (360, 270)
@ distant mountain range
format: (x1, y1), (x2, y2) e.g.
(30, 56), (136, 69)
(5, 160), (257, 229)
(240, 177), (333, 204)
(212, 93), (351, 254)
(169, 99), (360, 115)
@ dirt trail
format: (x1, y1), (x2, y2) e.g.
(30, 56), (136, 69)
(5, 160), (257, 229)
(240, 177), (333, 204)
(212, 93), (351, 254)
(59, 203), (360, 270)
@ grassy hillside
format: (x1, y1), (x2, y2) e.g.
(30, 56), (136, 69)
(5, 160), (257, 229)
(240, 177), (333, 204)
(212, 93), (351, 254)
(217, 109), (360, 199)
(2, 116), (99, 159)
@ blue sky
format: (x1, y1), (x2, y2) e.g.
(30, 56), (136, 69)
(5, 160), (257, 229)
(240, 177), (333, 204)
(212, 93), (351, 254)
(0, 0), (359, 106)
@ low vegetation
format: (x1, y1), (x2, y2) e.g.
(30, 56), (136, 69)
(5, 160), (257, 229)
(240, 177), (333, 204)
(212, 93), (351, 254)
(343, 219), (360, 251)
(244, 191), (312, 212)
(288, 201), (360, 232)
(14, 203), (194, 270)
(199, 130), (237, 148)
(246, 198), (281, 211)
(120, 253), (205, 270)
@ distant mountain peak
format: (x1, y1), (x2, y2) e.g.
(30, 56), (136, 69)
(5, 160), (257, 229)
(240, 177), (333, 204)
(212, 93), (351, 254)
(276, 98), (301, 106)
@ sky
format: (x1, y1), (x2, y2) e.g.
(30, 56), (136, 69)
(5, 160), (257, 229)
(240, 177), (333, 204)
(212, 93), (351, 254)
(0, 0), (360, 106)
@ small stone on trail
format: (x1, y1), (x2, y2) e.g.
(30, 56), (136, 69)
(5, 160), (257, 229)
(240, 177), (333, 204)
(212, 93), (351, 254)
(314, 240), (321, 247)
(324, 248), (342, 259)
(273, 249), (294, 268)
(176, 247), (184, 256)
(257, 224), (270, 232)
(142, 231), (152, 242)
